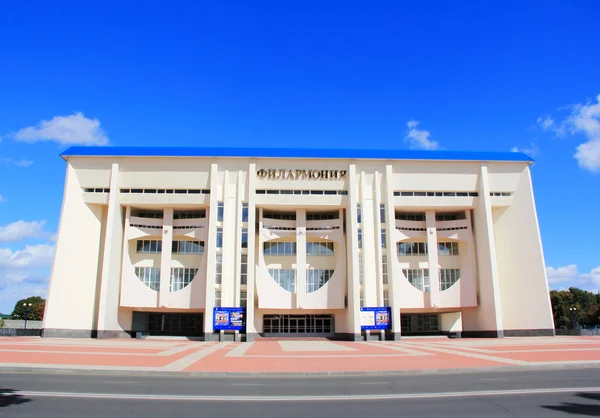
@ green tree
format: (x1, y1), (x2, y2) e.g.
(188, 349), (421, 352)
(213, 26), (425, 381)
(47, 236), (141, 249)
(10, 296), (46, 321)
(549, 288), (600, 329)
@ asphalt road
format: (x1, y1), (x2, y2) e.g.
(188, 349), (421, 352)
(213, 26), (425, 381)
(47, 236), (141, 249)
(2, 368), (600, 417)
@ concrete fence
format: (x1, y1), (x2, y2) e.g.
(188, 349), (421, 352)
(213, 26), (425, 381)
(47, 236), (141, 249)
(555, 329), (600, 336)
(1, 320), (43, 329)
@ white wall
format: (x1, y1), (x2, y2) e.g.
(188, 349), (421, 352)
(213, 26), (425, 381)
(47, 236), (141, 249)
(46, 154), (553, 338)
(44, 163), (104, 333)
(493, 166), (554, 332)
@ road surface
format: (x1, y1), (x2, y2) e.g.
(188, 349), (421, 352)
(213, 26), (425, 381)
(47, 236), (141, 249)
(2, 368), (599, 417)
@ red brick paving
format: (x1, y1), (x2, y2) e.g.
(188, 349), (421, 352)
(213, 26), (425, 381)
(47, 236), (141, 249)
(0, 336), (598, 373)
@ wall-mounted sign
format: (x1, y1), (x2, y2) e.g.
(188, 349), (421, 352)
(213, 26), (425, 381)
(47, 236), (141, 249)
(257, 169), (347, 181)
(213, 307), (245, 331)
(360, 307), (391, 330)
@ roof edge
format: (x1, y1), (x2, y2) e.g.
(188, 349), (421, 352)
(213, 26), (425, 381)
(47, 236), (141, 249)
(60, 146), (535, 163)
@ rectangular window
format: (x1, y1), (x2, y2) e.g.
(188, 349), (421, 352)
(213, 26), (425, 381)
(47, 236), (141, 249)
(359, 254), (364, 285)
(306, 269), (334, 292)
(438, 242), (459, 256)
(397, 242), (428, 256)
(435, 212), (466, 221)
(215, 254), (223, 284)
(242, 203), (249, 223)
(402, 269), (430, 292)
(133, 210), (163, 219)
(214, 290), (221, 307)
(380, 204), (386, 223)
(217, 202), (224, 222)
(240, 290), (247, 308)
(357, 204), (361, 224)
(395, 212), (426, 221)
(241, 228), (248, 248)
(136, 240), (162, 253)
(440, 269), (461, 291)
(360, 291), (365, 308)
(264, 242), (296, 256)
(216, 227), (223, 249)
(268, 269), (296, 292)
(172, 240), (205, 254)
(383, 290), (389, 307)
(306, 242), (334, 256)
(381, 229), (387, 248)
(170, 268), (198, 291)
(382, 255), (388, 285)
(240, 254), (247, 285)
(358, 229), (362, 249)
(173, 210), (206, 219)
(134, 267), (160, 291)
(306, 212), (339, 221)
(263, 211), (296, 220)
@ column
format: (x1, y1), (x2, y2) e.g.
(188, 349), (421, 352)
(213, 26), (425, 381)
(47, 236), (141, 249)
(203, 162), (219, 339)
(372, 171), (384, 306)
(359, 171), (377, 308)
(221, 170), (236, 307)
(245, 161), (258, 341)
(467, 163), (504, 337)
(344, 163), (362, 341)
(159, 208), (174, 307)
(383, 164), (401, 340)
(425, 210), (440, 308)
(295, 209), (307, 309)
(96, 162), (127, 338)
(234, 172), (243, 307)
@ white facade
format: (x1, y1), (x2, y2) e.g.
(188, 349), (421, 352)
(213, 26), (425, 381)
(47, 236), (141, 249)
(43, 148), (555, 340)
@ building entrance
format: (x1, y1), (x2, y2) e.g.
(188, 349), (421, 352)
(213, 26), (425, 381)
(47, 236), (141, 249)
(132, 312), (204, 337)
(262, 314), (334, 337)
(401, 314), (440, 335)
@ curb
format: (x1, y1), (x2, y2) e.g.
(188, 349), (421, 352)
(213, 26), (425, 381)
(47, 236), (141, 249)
(1, 362), (600, 378)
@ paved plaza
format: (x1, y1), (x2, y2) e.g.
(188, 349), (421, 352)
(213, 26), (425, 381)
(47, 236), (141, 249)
(1, 336), (599, 375)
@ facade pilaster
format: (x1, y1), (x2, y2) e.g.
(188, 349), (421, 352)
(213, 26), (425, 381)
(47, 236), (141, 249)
(383, 164), (401, 340)
(343, 163), (362, 341)
(425, 210), (440, 308)
(295, 209), (307, 309)
(245, 161), (257, 340)
(203, 162), (219, 338)
(158, 208), (174, 307)
(96, 162), (127, 338)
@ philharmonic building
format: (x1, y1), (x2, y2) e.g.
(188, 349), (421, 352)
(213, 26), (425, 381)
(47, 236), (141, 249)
(43, 147), (555, 340)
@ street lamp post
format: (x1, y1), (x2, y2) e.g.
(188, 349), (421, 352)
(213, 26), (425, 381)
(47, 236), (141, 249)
(569, 307), (577, 330)
(23, 303), (32, 330)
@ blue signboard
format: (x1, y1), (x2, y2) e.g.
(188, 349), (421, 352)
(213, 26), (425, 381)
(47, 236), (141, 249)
(360, 307), (391, 330)
(213, 307), (245, 331)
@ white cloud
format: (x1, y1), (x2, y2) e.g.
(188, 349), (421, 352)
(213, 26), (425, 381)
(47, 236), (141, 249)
(1, 158), (33, 167)
(546, 264), (600, 291)
(0, 194), (5, 203)
(566, 95), (600, 172)
(0, 244), (55, 272)
(13, 112), (109, 146)
(537, 116), (555, 131)
(404, 120), (440, 150)
(510, 142), (539, 157)
(539, 94), (600, 172)
(0, 220), (49, 243)
(0, 243), (54, 314)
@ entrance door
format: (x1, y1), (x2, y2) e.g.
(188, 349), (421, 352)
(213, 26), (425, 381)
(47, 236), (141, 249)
(263, 314), (334, 337)
(400, 314), (440, 335)
(133, 312), (204, 337)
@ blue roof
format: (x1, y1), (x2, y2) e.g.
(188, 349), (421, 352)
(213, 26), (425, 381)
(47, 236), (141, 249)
(60, 146), (534, 163)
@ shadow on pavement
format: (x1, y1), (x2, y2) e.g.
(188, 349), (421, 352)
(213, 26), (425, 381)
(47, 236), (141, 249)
(541, 392), (600, 416)
(0, 389), (32, 407)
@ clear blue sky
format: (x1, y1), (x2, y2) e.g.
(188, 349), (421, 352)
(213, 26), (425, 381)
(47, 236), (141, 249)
(0, 1), (599, 314)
